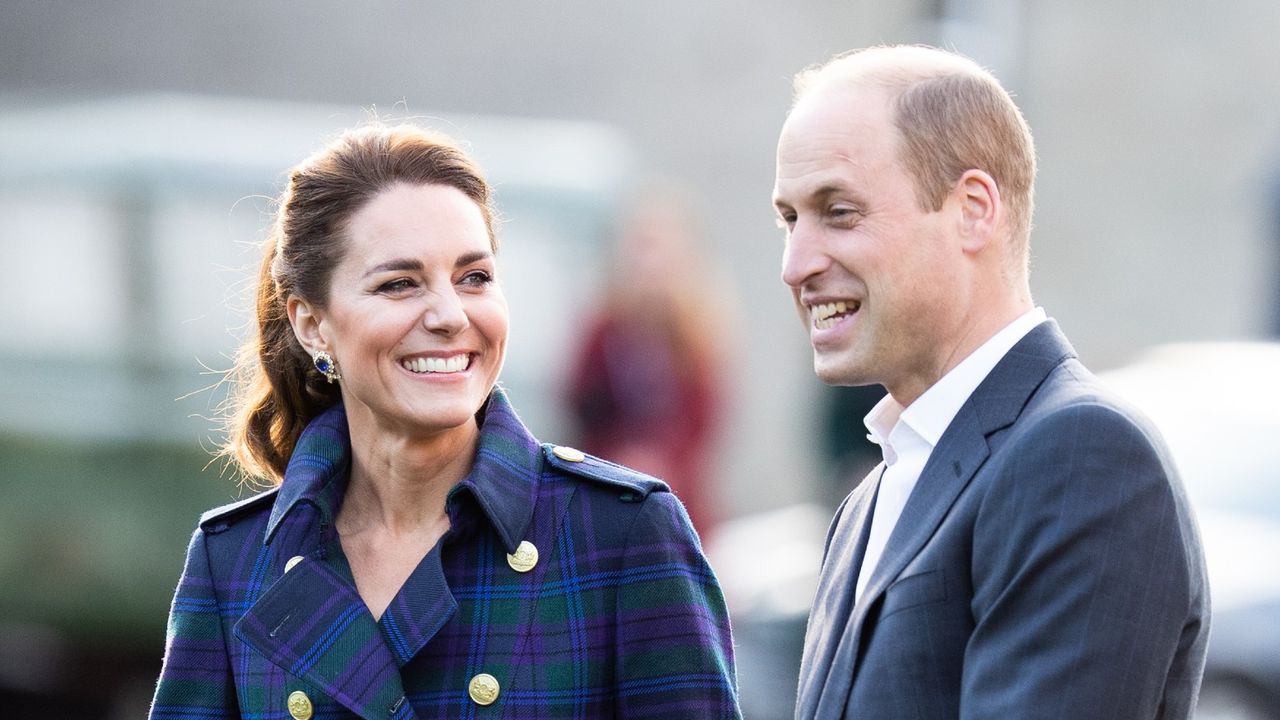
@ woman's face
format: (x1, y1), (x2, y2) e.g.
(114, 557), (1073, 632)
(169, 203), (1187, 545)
(292, 182), (508, 439)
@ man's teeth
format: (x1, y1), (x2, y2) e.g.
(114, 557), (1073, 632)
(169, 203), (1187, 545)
(812, 301), (858, 329)
(401, 355), (470, 374)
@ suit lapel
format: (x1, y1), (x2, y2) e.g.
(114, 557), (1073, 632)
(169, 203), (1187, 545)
(234, 558), (420, 720)
(851, 412), (989, 623)
(830, 321), (1077, 703)
(799, 463), (882, 719)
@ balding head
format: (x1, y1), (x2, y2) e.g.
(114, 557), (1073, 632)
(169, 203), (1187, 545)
(794, 46), (1037, 277)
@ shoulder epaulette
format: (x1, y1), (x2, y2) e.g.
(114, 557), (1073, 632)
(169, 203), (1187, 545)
(541, 444), (669, 501)
(198, 487), (279, 533)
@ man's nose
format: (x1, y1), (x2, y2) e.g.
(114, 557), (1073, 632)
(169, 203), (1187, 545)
(781, 224), (828, 289)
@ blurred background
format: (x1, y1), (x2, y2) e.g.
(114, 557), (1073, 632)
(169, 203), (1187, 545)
(2, 1), (1279, 718)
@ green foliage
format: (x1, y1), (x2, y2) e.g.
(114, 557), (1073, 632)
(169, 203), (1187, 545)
(0, 436), (241, 647)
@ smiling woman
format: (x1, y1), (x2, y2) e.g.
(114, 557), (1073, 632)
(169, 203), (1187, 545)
(148, 123), (741, 719)
(289, 182), (509, 467)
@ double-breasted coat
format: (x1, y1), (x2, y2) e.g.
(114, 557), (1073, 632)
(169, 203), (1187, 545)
(150, 388), (741, 719)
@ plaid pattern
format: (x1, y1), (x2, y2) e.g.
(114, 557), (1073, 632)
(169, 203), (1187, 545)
(150, 388), (740, 719)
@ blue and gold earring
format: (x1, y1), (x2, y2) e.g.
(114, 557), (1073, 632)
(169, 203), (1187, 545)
(313, 352), (341, 383)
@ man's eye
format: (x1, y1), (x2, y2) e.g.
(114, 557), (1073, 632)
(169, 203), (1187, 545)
(828, 207), (860, 225)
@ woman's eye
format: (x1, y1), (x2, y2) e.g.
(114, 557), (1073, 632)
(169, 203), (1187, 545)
(460, 269), (494, 286)
(377, 278), (417, 293)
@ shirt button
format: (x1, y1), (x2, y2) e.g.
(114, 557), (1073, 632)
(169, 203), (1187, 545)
(552, 445), (585, 462)
(468, 673), (500, 705)
(506, 540), (539, 573)
(284, 555), (305, 573)
(287, 690), (313, 720)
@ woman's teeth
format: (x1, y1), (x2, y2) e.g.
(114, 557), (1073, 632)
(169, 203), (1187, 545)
(812, 301), (859, 329)
(401, 354), (470, 374)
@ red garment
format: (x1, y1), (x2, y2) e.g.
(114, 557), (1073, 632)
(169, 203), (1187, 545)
(566, 313), (721, 532)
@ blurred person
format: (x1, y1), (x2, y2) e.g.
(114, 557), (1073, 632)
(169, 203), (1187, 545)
(148, 124), (741, 719)
(772, 46), (1209, 718)
(564, 191), (728, 532)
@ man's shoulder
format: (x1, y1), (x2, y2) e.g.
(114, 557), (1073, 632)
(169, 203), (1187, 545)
(1005, 359), (1172, 461)
(1033, 359), (1153, 423)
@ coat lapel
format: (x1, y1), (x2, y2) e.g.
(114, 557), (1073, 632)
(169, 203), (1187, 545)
(376, 543), (459, 667)
(228, 388), (549, 719)
(234, 558), (419, 720)
(232, 404), (420, 720)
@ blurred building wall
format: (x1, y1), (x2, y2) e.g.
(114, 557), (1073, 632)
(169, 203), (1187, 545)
(2, 0), (1278, 519)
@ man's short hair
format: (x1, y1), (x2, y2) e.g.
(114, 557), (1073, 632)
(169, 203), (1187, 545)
(795, 46), (1037, 270)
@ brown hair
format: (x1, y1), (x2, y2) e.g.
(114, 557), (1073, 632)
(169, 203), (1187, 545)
(795, 45), (1037, 272)
(221, 123), (497, 484)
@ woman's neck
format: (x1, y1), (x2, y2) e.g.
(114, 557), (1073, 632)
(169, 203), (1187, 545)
(337, 413), (480, 537)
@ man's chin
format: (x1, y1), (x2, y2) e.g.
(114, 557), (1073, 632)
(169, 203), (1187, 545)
(813, 354), (868, 386)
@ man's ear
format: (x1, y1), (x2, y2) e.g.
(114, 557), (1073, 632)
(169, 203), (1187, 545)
(954, 169), (1000, 254)
(286, 295), (328, 356)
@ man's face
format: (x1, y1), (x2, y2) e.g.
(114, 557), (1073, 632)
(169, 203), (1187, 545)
(773, 83), (966, 404)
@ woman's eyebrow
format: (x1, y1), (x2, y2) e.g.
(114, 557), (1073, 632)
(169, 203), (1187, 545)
(455, 250), (493, 268)
(362, 258), (423, 278)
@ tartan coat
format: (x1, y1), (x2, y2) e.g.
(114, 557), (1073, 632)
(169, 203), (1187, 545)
(149, 388), (741, 719)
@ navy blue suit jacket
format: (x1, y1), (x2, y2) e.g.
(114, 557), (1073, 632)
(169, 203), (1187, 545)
(796, 321), (1210, 719)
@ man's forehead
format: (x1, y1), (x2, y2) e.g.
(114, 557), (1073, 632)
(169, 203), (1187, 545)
(772, 164), (863, 207)
(774, 95), (898, 203)
(780, 86), (894, 156)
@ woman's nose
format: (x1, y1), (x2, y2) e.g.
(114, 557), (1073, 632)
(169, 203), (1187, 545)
(422, 289), (469, 335)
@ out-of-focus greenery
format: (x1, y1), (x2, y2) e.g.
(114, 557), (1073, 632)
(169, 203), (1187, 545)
(0, 436), (252, 647)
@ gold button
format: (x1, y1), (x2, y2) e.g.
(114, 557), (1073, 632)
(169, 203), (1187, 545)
(468, 672), (500, 705)
(284, 555), (304, 573)
(506, 540), (539, 573)
(287, 690), (313, 720)
(552, 445), (585, 462)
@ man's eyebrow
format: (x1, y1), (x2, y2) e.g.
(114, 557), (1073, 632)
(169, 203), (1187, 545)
(775, 183), (852, 209)
(811, 183), (849, 199)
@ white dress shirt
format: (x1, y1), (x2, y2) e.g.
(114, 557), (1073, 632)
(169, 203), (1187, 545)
(854, 307), (1047, 601)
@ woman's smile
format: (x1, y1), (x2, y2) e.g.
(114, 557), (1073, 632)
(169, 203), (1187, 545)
(398, 352), (473, 375)
(294, 181), (509, 438)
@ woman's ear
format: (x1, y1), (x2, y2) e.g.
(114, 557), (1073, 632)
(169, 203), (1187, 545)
(286, 295), (328, 355)
(955, 169), (1000, 254)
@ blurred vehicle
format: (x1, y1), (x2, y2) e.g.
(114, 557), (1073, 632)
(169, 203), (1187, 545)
(709, 341), (1280, 719)
(705, 503), (830, 717)
(1102, 342), (1280, 720)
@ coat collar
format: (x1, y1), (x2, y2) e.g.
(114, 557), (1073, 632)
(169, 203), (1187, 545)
(263, 385), (543, 555)
(238, 386), (544, 720)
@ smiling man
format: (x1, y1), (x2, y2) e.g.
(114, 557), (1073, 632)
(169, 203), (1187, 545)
(774, 45), (1210, 719)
